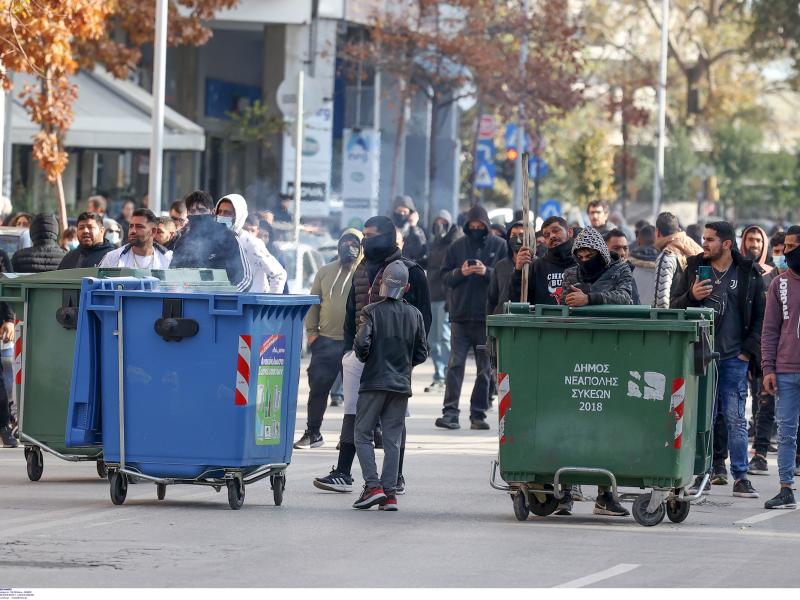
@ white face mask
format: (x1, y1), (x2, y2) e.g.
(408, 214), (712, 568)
(216, 216), (234, 230)
(67, 240), (79, 251)
(106, 232), (121, 246)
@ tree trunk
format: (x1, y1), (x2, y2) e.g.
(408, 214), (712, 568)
(425, 99), (441, 227)
(389, 79), (411, 202)
(469, 98), (483, 205)
(55, 172), (67, 233)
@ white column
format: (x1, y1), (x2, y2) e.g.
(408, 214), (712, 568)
(652, 0), (669, 220)
(148, 0), (168, 213)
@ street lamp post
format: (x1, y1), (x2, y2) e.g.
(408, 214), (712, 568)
(652, 0), (669, 221)
(148, 0), (168, 214)
(512, 0), (529, 212)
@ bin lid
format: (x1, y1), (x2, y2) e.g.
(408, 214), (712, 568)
(0, 268), (151, 287)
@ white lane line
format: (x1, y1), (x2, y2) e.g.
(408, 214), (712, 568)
(735, 508), (798, 525)
(554, 563), (640, 588)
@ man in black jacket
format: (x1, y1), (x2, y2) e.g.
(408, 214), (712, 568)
(391, 195), (428, 267)
(436, 204), (507, 430)
(57, 212), (115, 270)
(488, 221), (523, 314)
(424, 209), (461, 392)
(170, 190), (252, 292)
(12, 213), (65, 273)
(352, 261), (428, 510)
(512, 216), (575, 305)
(671, 221), (765, 499)
(313, 216), (431, 494)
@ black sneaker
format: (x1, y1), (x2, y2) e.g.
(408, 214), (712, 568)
(748, 454), (768, 475)
(688, 475), (711, 495)
(395, 475), (405, 495)
(329, 396), (343, 407)
(711, 464), (728, 485)
(435, 417), (460, 430)
(732, 478), (759, 498)
(768, 443), (778, 454)
(293, 430), (324, 449)
(764, 488), (797, 510)
(313, 467), (353, 493)
(424, 380), (445, 393)
(470, 419), (490, 431)
(593, 492), (630, 517)
(555, 491), (573, 516)
(0, 426), (18, 449)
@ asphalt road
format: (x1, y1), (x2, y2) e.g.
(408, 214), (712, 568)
(1, 359), (799, 588)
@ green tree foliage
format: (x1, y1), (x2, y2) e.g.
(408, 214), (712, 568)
(565, 129), (616, 208)
(750, 0), (800, 89)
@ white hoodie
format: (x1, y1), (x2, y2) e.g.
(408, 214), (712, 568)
(216, 194), (288, 293)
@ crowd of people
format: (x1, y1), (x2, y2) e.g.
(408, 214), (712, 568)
(0, 191), (798, 516)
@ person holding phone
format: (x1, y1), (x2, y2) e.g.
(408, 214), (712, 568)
(671, 221), (766, 500)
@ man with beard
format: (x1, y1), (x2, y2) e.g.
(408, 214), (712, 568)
(511, 216), (576, 305)
(57, 212), (115, 269)
(313, 216), (431, 494)
(740, 225), (773, 276)
(99, 209), (172, 269)
(425, 210), (462, 392)
(436, 205), (507, 431)
(294, 229), (363, 450)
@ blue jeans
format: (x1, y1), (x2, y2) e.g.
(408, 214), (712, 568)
(716, 357), (750, 481)
(428, 300), (451, 382)
(775, 374), (800, 485)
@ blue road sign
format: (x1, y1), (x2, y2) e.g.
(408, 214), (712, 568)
(504, 124), (532, 152)
(475, 139), (496, 189)
(540, 198), (561, 219)
(528, 154), (549, 179)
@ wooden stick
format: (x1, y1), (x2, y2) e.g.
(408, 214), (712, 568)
(520, 152), (531, 304)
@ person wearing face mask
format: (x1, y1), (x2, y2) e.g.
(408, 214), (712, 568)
(424, 210), (462, 393)
(488, 221), (522, 315)
(171, 191), (252, 292)
(436, 205), (507, 431)
(11, 213), (66, 273)
(99, 208), (172, 269)
(294, 229), (364, 450)
(214, 194), (286, 294)
(59, 226), (78, 253)
(391, 195), (428, 267)
(512, 216), (576, 305)
(104, 219), (123, 248)
(313, 216), (431, 495)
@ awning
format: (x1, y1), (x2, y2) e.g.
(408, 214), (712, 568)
(10, 68), (205, 151)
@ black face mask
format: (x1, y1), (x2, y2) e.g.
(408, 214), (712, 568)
(509, 236), (524, 253)
(338, 242), (360, 264)
(362, 232), (397, 264)
(467, 228), (488, 244)
(577, 252), (606, 281)
(187, 213), (212, 228)
(432, 222), (447, 238)
(392, 213), (409, 228)
(785, 246), (800, 275)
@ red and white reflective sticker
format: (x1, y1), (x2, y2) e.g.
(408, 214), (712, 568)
(235, 335), (252, 406)
(13, 321), (22, 385)
(498, 372), (511, 444)
(670, 377), (686, 449)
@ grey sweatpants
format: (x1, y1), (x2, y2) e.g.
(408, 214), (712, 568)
(354, 391), (409, 493)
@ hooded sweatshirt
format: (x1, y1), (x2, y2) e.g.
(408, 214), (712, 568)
(58, 240), (116, 270)
(562, 227), (633, 305)
(511, 238), (576, 305)
(305, 228), (364, 341)
(11, 213), (66, 273)
(653, 230), (703, 308)
(392, 195), (428, 267)
(740, 225), (773, 276)
(426, 209), (463, 302)
(761, 269), (800, 375)
(215, 194), (287, 293)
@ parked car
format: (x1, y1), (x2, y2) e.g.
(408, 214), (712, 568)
(273, 241), (325, 295)
(0, 227), (30, 268)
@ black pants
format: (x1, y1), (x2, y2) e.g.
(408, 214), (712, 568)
(305, 336), (344, 433)
(0, 360), (9, 429)
(442, 321), (490, 422)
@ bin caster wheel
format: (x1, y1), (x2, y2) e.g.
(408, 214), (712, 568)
(227, 478), (245, 510)
(110, 472), (128, 506)
(24, 447), (43, 482)
(157, 483), (167, 501)
(96, 460), (108, 479)
(632, 493), (666, 527)
(529, 485), (559, 517)
(666, 499), (690, 523)
(512, 491), (529, 521)
(271, 474), (285, 506)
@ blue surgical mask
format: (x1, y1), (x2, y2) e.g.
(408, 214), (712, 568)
(775, 254), (787, 271)
(106, 232), (121, 246)
(216, 216), (234, 230)
(67, 240), (79, 251)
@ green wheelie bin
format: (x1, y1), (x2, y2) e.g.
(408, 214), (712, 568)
(0, 268), (234, 482)
(486, 304), (716, 527)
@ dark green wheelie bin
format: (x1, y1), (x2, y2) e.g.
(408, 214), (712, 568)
(486, 304), (715, 527)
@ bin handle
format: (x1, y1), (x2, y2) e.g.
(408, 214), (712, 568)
(209, 296), (244, 316)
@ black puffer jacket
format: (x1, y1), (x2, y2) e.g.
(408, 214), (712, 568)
(354, 298), (428, 395)
(58, 240), (116, 270)
(12, 214), (66, 273)
(562, 257), (634, 305)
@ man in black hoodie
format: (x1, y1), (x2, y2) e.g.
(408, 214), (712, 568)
(512, 216), (576, 305)
(313, 215), (431, 495)
(57, 212), (115, 270)
(12, 213), (66, 273)
(488, 221), (523, 315)
(436, 205), (507, 430)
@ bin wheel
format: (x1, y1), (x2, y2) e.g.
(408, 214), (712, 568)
(227, 478), (245, 510)
(96, 460), (108, 479)
(632, 493), (666, 527)
(529, 485), (559, 517)
(110, 472), (128, 506)
(512, 491), (529, 521)
(156, 483), (167, 501)
(271, 474), (285, 506)
(666, 499), (690, 523)
(25, 447), (43, 482)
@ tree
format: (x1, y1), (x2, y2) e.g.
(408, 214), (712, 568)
(565, 129), (616, 208)
(710, 120), (762, 217)
(750, 0), (800, 89)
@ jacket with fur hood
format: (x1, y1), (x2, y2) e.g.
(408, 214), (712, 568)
(740, 225), (773, 276)
(653, 231), (703, 308)
(305, 228), (363, 341)
(12, 213), (65, 273)
(216, 194), (287, 293)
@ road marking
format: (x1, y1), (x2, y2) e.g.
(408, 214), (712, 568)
(554, 563), (640, 588)
(735, 508), (799, 525)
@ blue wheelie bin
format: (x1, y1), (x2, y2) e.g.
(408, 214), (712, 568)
(66, 278), (318, 509)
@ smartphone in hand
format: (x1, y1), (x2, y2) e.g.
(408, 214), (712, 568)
(698, 265), (713, 283)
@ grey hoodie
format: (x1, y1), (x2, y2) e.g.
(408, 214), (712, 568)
(761, 269), (800, 375)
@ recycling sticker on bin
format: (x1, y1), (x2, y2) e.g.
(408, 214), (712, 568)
(255, 334), (285, 446)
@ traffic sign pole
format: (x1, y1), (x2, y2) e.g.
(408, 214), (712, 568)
(293, 70), (304, 244)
